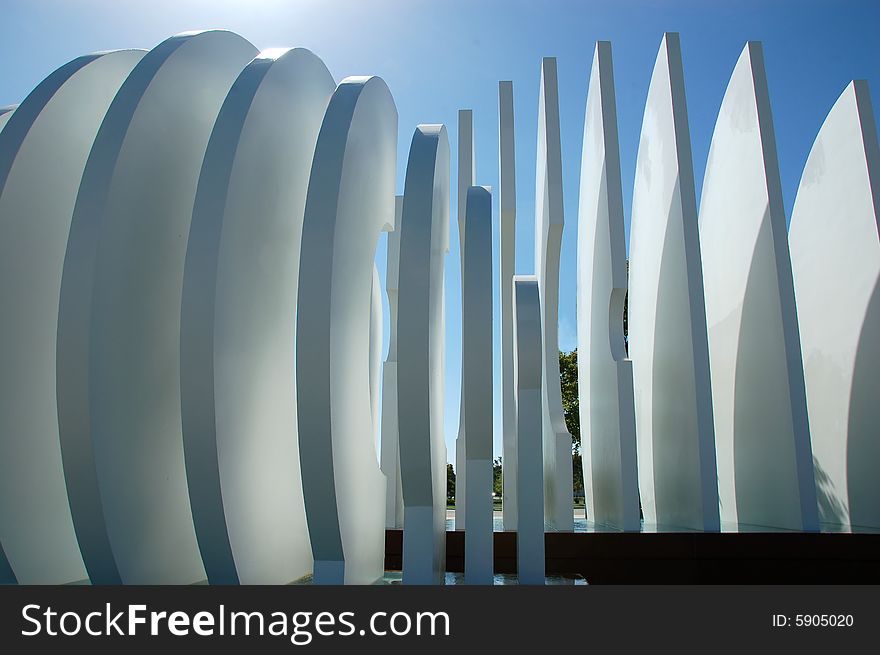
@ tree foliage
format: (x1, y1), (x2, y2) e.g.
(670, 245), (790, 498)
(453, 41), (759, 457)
(559, 349), (580, 454)
(562, 268), (630, 500)
(448, 346), (608, 504)
(560, 350), (585, 498)
(447, 463), (455, 502)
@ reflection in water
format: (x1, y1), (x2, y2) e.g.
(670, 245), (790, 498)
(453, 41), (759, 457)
(814, 456), (847, 527)
(442, 510), (880, 533)
(385, 571), (587, 585)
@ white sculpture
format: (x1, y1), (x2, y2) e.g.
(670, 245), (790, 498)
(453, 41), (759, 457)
(499, 80), (519, 532)
(462, 185), (494, 584)
(576, 42), (640, 531)
(0, 549), (10, 584)
(0, 105), (16, 126)
(0, 105), (17, 583)
(790, 80), (880, 531)
(455, 109), (476, 531)
(370, 263), (383, 462)
(699, 42), (818, 532)
(180, 47), (334, 584)
(629, 33), (720, 531)
(380, 197), (405, 529)
(0, 50), (144, 584)
(398, 125), (450, 584)
(513, 276), (545, 584)
(56, 30), (257, 585)
(535, 57), (574, 532)
(2, 26), (878, 587)
(296, 75), (396, 584)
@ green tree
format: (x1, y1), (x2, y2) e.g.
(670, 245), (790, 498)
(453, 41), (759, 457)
(493, 457), (503, 496)
(559, 349), (580, 453)
(560, 350), (585, 501)
(560, 343), (641, 517)
(447, 463), (455, 503)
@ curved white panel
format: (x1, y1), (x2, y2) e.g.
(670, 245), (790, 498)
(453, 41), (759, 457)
(499, 81), (519, 531)
(0, 547), (11, 585)
(0, 50), (145, 584)
(370, 263), (383, 463)
(462, 185), (493, 584)
(576, 41), (640, 531)
(181, 47), (334, 584)
(380, 197), (404, 529)
(699, 42), (818, 531)
(457, 110), (476, 242)
(455, 108), (475, 531)
(535, 57), (574, 531)
(0, 105), (15, 128)
(0, 103), (16, 585)
(296, 76), (396, 585)
(57, 30), (258, 584)
(629, 33), (720, 531)
(398, 125), (450, 585)
(790, 80), (880, 530)
(513, 275), (544, 584)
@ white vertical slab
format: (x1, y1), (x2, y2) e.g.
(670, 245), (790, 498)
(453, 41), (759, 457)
(398, 125), (450, 585)
(0, 104), (16, 585)
(297, 76), (396, 585)
(57, 30), (257, 585)
(455, 108), (475, 531)
(535, 57), (574, 531)
(499, 80), (519, 531)
(180, 48), (334, 584)
(513, 276), (544, 584)
(790, 80), (880, 531)
(463, 185), (494, 584)
(454, 410), (467, 529)
(0, 50), (144, 584)
(458, 109), (476, 251)
(0, 105), (16, 127)
(630, 33), (720, 531)
(370, 263), (383, 461)
(381, 197), (405, 529)
(0, 544), (10, 586)
(576, 42), (640, 531)
(700, 42), (818, 532)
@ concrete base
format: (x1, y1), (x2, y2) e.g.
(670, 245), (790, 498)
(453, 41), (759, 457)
(385, 529), (880, 583)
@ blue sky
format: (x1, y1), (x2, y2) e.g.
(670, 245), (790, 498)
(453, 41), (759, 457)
(1, 0), (877, 464)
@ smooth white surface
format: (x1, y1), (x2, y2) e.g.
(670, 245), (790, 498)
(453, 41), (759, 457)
(576, 42), (640, 530)
(454, 411), (467, 530)
(380, 197), (404, 529)
(535, 57), (574, 531)
(790, 80), (880, 530)
(629, 33), (720, 531)
(57, 31), (257, 585)
(499, 80), (519, 531)
(699, 42), (818, 531)
(0, 49), (144, 584)
(462, 186), (493, 584)
(457, 109), (476, 247)
(0, 104), (13, 585)
(398, 125), (450, 585)
(180, 47), (333, 584)
(455, 109), (475, 531)
(513, 276), (544, 584)
(0, 106), (15, 128)
(370, 263), (383, 462)
(296, 75), (396, 585)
